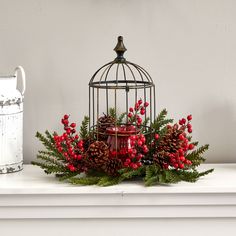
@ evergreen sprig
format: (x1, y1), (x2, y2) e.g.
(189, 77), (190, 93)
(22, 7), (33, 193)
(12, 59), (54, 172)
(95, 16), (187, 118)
(186, 144), (209, 167)
(79, 116), (89, 139)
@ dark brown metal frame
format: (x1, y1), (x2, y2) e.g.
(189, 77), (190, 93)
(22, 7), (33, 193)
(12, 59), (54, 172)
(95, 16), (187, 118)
(88, 36), (156, 138)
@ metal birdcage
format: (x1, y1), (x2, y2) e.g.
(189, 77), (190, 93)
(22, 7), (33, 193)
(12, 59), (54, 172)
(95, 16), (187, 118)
(89, 36), (156, 151)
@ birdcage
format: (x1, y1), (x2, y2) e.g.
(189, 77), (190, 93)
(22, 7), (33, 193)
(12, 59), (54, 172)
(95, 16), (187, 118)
(89, 36), (156, 152)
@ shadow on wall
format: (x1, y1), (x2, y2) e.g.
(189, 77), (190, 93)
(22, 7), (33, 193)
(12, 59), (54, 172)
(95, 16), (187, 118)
(198, 99), (236, 163)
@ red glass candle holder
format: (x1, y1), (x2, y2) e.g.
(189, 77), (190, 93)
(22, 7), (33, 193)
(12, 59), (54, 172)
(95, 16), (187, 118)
(106, 125), (140, 151)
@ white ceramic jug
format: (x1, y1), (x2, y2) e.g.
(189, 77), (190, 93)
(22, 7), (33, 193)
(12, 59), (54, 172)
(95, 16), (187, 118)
(0, 66), (26, 173)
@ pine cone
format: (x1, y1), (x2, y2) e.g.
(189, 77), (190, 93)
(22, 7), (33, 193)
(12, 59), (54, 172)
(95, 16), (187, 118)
(97, 114), (115, 140)
(85, 141), (110, 169)
(153, 125), (185, 165)
(103, 158), (123, 176)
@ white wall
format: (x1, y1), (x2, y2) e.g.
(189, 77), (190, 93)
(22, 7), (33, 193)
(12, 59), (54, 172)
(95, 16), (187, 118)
(0, 0), (235, 163)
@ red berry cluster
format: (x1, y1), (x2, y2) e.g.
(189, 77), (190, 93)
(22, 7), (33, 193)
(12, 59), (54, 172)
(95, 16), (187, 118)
(128, 99), (149, 125)
(153, 114), (194, 170)
(53, 115), (86, 172)
(123, 134), (148, 169)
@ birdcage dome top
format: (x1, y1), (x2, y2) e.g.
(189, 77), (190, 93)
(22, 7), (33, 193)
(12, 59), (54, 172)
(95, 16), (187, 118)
(89, 36), (154, 90)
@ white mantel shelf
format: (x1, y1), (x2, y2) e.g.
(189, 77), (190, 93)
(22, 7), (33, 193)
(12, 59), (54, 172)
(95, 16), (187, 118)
(0, 163), (236, 220)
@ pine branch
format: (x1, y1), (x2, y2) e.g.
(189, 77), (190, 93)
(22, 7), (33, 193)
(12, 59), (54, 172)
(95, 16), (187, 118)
(31, 161), (65, 174)
(45, 130), (55, 144)
(151, 109), (173, 133)
(97, 176), (122, 186)
(186, 144), (209, 167)
(69, 176), (101, 185)
(36, 132), (65, 161)
(79, 116), (90, 139)
(117, 112), (126, 124)
(119, 166), (146, 180)
(36, 131), (56, 151)
(108, 108), (116, 119)
(36, 154), (65, 168)
(144, 165), (213, 186)
(38, 150), (64, 160)
(56, 172), (79, 181)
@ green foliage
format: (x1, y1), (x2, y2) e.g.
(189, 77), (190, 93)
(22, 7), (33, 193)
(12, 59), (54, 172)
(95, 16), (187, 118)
(56, 172), (78, 181)
(144, 164), (214, 186)
(97, 176), (122, 186)
(119, 166), (146, 180)
(79, 116), (90, 139)
(31, 161), (66, 174)
(152, 109), (173, 131)
(108, 108), (116, 119)
(186, 144), (209, 167)
(69, 176), (101, 185)
(117, 112), (126, 124)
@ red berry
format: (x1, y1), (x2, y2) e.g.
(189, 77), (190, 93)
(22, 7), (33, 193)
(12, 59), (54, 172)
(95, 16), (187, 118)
(62, 119), (69, 125)
(129, 107), (134, 112)
(77, 154), (82, 160)
(132, 163), (138, 169)
(179, 163), (184, 169)
(137, 153), (143, 160)
(130, 135), (136, 141)
(64, 114), (69, 119)
(179, 134), (185, 140)
(179, 120), (183, 125)
(154, 134), (159, 140)
(140, 137), (146, 143)
(137, 162), (142, 167)
(187, 115), (192, 121)
(181, 118), (186, 124)
(138, 99), (142, 105)
(68, 164), (76, 172)
(77, 142), (83, 148)
(128, 148), (133, 154)
(188, 128), (192, 133)
(137, 140), (143, 146)
(186, 160), (192, 165)
(173, 163), (179, 169)
(139, 134), (144, 139)
(137, 117), (142, 124)
(66, 129), (71, 134)
(126, 158), (131, 164)
(54, 135), (59, 141)
(188, 144), (194, 150)
(163, 163), (169, 169)
(180, 156), (185, 162)
(70, 123), (76, 128)
(75, 134), (79, 139)
(144, 102), (149, 107)
(128, 113), (133, 118)
(135, 103), (140, 110)
(140, 109), (145, 115)
(187, 123), (192, 129)
(178, 149), (184, 156)
(130, 153), (136, 158)
(124, 162), (129, 167)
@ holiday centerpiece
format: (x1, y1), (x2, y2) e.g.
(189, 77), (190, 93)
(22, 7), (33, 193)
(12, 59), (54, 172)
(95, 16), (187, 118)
(32, 36), (213, 186)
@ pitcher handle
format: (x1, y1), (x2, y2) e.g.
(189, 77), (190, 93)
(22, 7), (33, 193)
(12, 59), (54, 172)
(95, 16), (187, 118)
(14, 66), (26, 96)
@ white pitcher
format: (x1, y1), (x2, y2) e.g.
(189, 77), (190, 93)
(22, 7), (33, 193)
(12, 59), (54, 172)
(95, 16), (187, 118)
(0, 66), (26, 173)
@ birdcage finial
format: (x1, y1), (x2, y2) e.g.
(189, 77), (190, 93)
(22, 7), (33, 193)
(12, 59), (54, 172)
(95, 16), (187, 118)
(114, 36), (127, 61)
